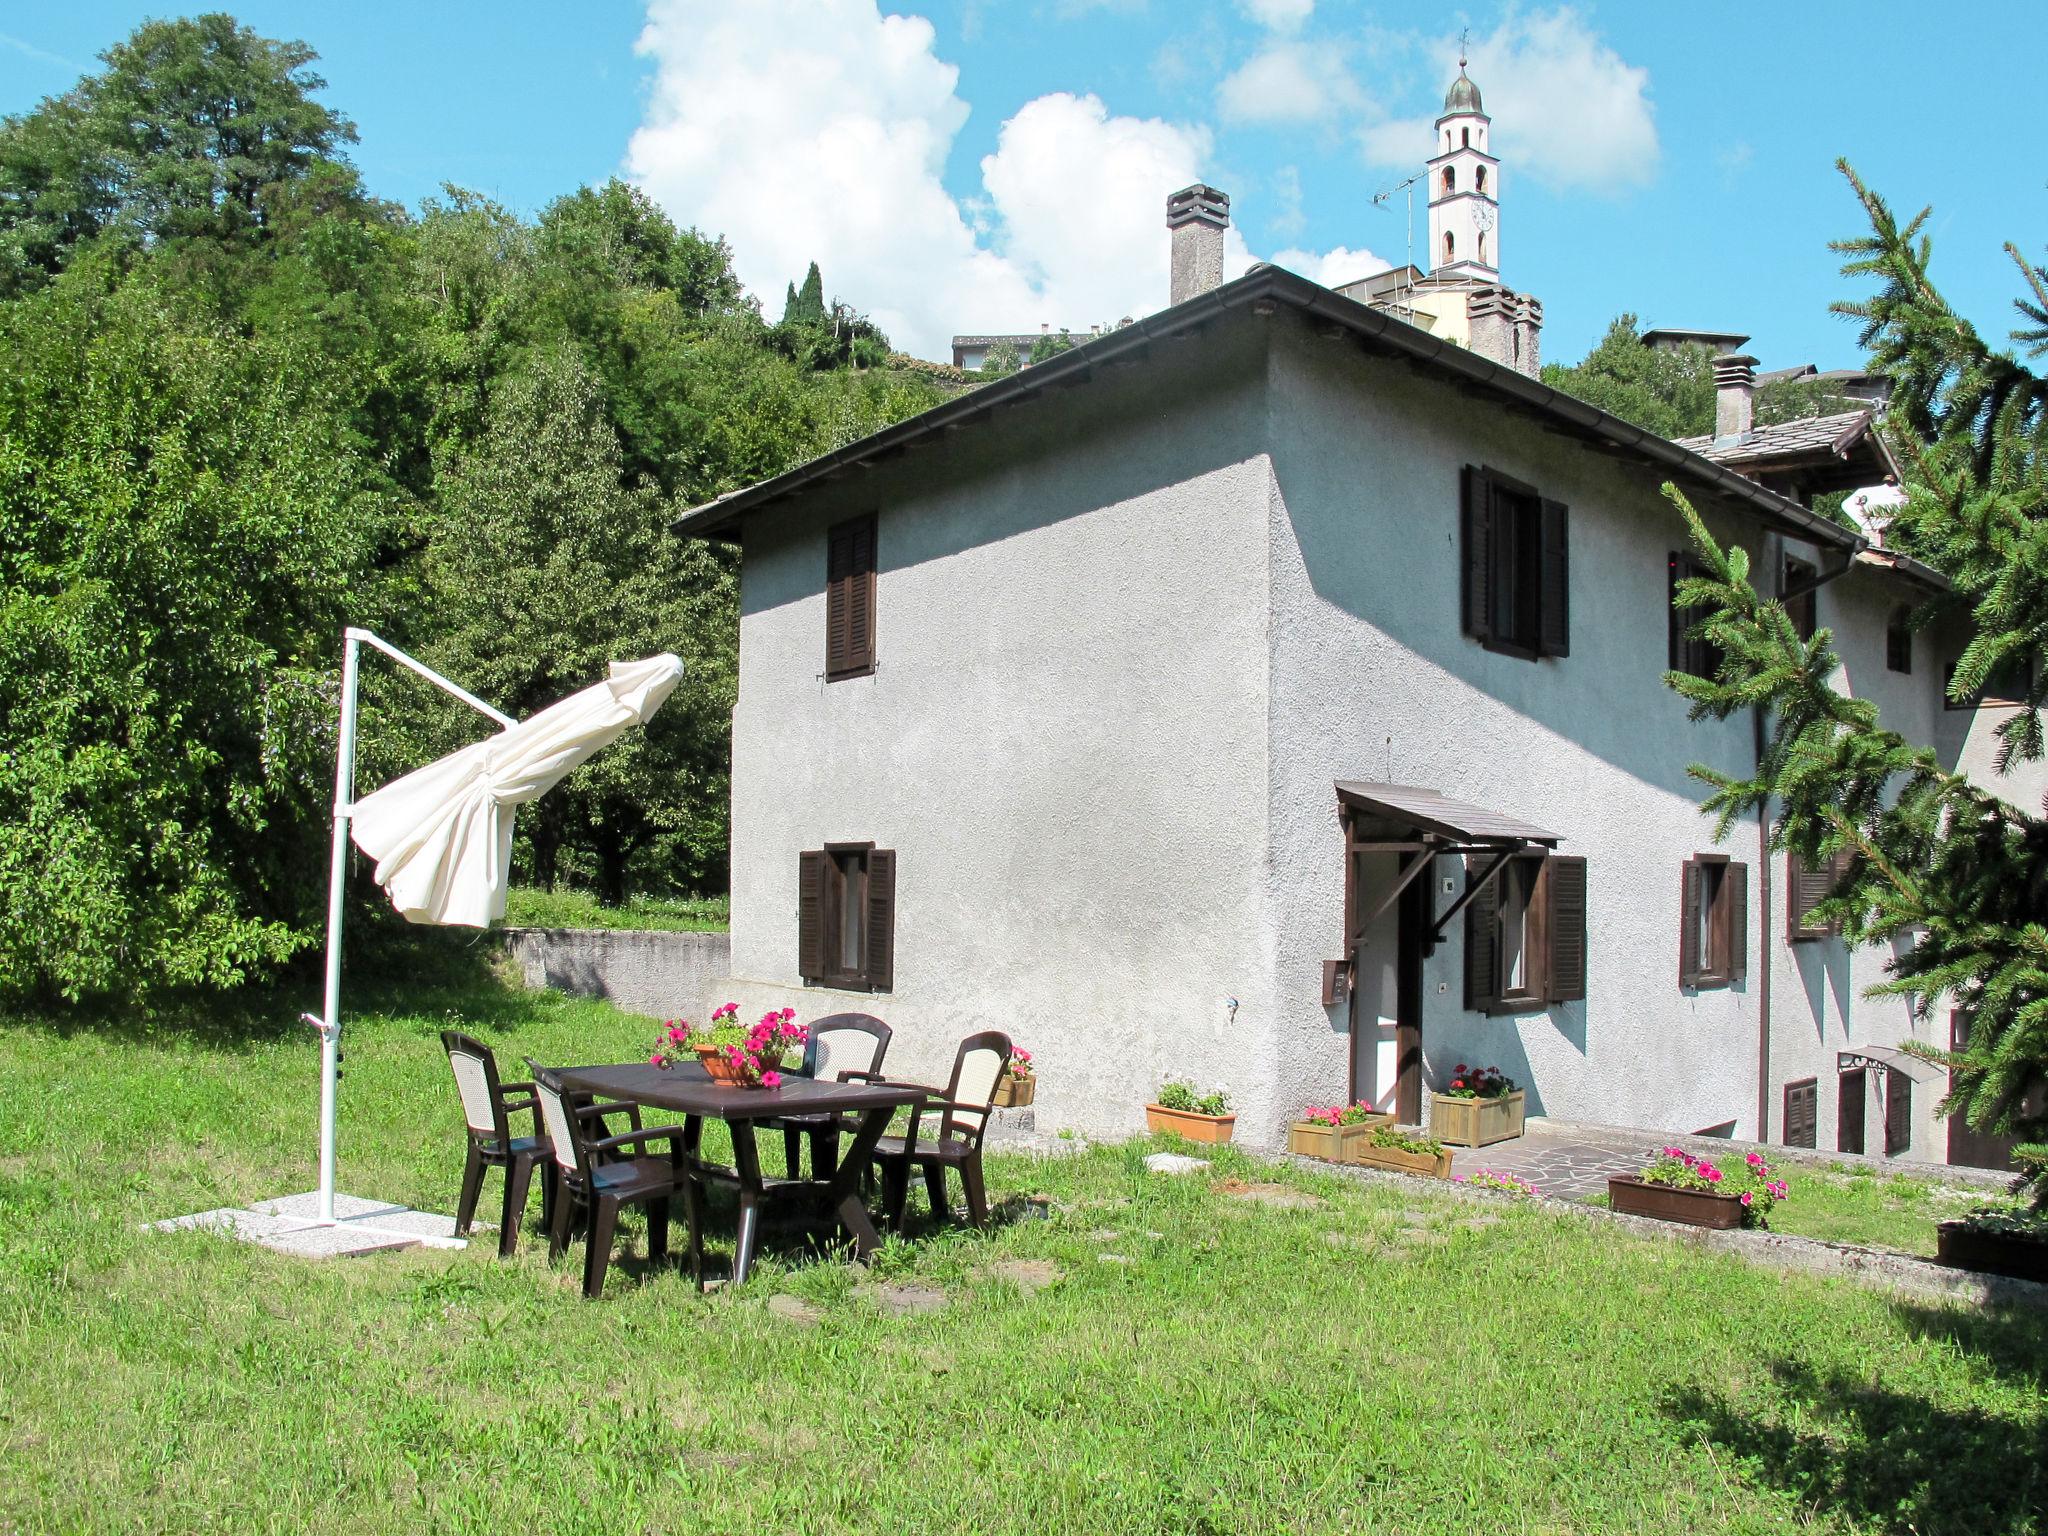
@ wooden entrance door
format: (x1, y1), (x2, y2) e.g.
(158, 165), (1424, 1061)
(1837, 1068), (1867, 1155)
(1345, 848), (1428, 1124)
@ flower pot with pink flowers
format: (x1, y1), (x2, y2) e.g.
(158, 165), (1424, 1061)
(649, 1003), (808, 1089)
(1287, 1101), (1393, 1162)
(1430, 1063), (1525, 1148)
(992, 1047), (1036, 1107)
(1608, 1146), (1786, 1230)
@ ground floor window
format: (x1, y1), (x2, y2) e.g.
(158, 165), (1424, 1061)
(798, 844), (896, 991)
(1679, 854), (1746, 989)
(1783, 1077), (1818, 1148)
(1464, 851), (1586, 1014)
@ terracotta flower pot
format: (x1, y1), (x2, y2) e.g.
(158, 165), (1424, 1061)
(1607, 1176), (1746, 1229)
(1145, 1104), (1236, 1143)
(1430, 1090), (1526, 1148)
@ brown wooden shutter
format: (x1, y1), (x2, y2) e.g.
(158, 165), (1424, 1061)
(1464, 856), (1500, 1011)
(1783, 1077), (1818, 1148)
(1787, 852), (1836, 941)
(1668, 552), (1687, 671)
(1461, 466), (1492, 642)
(1539, 498), (1569, 657)
(1546, 854), (1587, 1002)
(1838, 1069), (1867, 1153)
(862, 848), (895, 993)
(798, 850), (827, 981)
(825, 515), (876, 678)
(1885, 1074), (1912, 1156)
(1725, 861), (1749, 982)
(1678, 859), (1704, 987)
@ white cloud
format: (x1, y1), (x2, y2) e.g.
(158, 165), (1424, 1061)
(626, 0), (1247, 357)
(1218, 41), (1362, 125)
(1238, 0), (1313, 33)
(1434, 9), (1657, 192)
(1266, 243), (1391, 289)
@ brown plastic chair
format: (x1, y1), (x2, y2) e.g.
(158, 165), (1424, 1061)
(869, 1029), (1012, 1232)
(767, 1013), (894, 1179)
(528, 1061), (699, 1299)
(441, 1030), (552, 1258)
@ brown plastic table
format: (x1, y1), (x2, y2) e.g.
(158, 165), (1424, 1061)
(555, 1061), (925, 1285)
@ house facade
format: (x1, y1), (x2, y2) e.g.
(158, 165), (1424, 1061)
(677, 262), (2042, 1163)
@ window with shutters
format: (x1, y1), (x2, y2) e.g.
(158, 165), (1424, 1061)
(1885, 605), (1913, 674)
(1678, 854), (1747, 990)
(1781, 555), (1818, 642)
(1787, 849), (1852, 942)
(1943, 655), (2034, 709)
(1667, 550), (1724, 678)
(1783, 1077), (1818, 1149)
(1462, 465), (1568, 662)
(824, 514), (877, 680)
(797, 844), (895, 991)
(1884, 1075), (1912, 1156)
(1464, 851), (1587, 1015)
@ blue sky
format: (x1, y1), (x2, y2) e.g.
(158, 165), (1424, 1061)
(3, 2), (2036, 368)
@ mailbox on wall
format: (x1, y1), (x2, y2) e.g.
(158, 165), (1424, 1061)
(1322, 957), (1351, 1007)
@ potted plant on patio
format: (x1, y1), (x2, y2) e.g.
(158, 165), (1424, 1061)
(1352, 1124), (1454, 1179)
(1608, 1146), (1785, 1230)
(655, 1004), (807, 1087)
(1430, 1063), (1526, 1148)
(1936, 1207), (2048, 1283)
(993, 1046), (1036, 1108)
(1287, 1100), (1393, 1163)
(1146, 1082), (1235, 1143)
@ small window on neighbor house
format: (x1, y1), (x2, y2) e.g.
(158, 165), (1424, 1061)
(1465, 852), (1586, 1015)
(1462, 465), (1569, 661)
(1679, 854), (1747, 990)
(1886, 605), (1913, 674)
(798, 845), (895, 991)
(1668, 551), (1725, 678)
(1783, 1078), (1818, 1149)
(1781, 555), (1818, 642)
(825, 514), (877, 680)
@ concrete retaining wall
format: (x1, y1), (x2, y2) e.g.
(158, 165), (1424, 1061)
(501, 927), (730, 1023)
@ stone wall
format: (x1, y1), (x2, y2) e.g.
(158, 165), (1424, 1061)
(501, 927), (730, 1023)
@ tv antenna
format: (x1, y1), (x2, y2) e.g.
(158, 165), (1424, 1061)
(1371, 171), (1425, 299)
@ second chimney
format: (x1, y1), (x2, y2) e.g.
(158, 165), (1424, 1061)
(1713, 354), (1758, 442)
(1167, 184), (1229, 306)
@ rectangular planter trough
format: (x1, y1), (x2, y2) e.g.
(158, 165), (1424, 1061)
(1937, 1221), (2048, 1283)
(1287, 1115), (1394, 1164)
(1431, 1090), (1526, 1148)
(1353, 1142), (1454, 1180)
(1607, 1176), (1746, 1229)
(1145, 1104), (1236, 1144)
(993, 1074), (1035, 1108)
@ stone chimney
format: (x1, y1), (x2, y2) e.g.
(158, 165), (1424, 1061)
(1714, 354), (1758, 442)
(1167, 184), (1229, 306)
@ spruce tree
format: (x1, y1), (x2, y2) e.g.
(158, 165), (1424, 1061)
(1666, 162), (2048, 1196)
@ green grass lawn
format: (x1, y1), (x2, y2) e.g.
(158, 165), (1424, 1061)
(499, 886), (729, 932)
(1763, 1163), (2014, 1257)
(2, 960), (2044, 1534)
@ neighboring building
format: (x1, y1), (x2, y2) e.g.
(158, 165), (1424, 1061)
(1338, 62), (1543, 377)
(951, 325), (1129, 373)
(676, 213), (2040, 1165)
(1674, 354), (1904, 504)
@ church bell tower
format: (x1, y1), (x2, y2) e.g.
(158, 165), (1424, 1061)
(1426, 54), (1499, 280)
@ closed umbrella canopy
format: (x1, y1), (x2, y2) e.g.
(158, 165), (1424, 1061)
(349, 653), (683, 927)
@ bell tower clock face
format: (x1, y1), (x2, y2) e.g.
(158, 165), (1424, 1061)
(1472, 201), (1495, 231)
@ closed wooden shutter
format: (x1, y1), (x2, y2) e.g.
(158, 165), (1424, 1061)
(863, 848), (895, 993)
(1464, 856), (1500, 1011)
(798, 850), (827, 981)
(1787, 852), (1836, 940)
(1838, 1069), (1867, 1153)
(1724, 862), (1749, 982)
(1783, 1077), (1818, 1148)
(1886, 606), (1912, 674)
(1461, 466), (1492, 641)
(1885, 1074), (1912, 1156)
(1546, 855), (1587, 1002)
(1539, 499), (1569, 657)
(1678, 859), (1704, 987)
(825, 515), (876, 678)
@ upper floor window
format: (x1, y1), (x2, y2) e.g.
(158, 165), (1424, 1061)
(1886, 605), (1913, 673)
(1668, 550), (1724, 678)
(1679, 854), (1747, 990)
(1781, 555), (1818, 641)
(825, 514), (877, 679)
(1462, 465), (1569, 661)
(1944, 654), (2035, 710)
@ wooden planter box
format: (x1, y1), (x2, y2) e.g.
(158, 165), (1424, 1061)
(1352, 1141), (1454, 1179)
(1145, 1104), (1236, 1144)
(1937, 1221), (2048, 1283)
(1287, 1115), (1394, 1163)
(1608, 1176), (1746, 1229)
(1431, 1090), (1526, 1148)
(993, 1074), (1035, 1108)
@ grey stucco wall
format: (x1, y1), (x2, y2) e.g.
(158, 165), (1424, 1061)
(502, 928), (730, 1023)
(722, 318), (1279, 1138)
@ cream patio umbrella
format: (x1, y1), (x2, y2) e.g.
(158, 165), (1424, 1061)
(301, 632), (683, 1226)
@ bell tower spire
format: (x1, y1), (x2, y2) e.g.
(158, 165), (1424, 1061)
(1426, 52), (1498, 279)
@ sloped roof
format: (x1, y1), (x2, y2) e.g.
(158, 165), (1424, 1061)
(1674, 409), (1904, 496)
(1335, 782), (1558, 847)
(676, 266), (1864, 556)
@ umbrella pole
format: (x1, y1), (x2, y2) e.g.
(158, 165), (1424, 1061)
(316, 632), (363, 1224)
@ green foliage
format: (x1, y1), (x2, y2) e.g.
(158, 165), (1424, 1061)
(1156, 1081), (1229, 1116)
(1541, 314), (1718, 439)
(979, 337), (1020, 379)
(499, 885), (727, 932)
(1369, 1124), (1443, 1156)
(1029, 328), (1075, 364)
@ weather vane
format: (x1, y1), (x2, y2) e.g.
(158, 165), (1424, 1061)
(1458, 27), (1469, 69)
